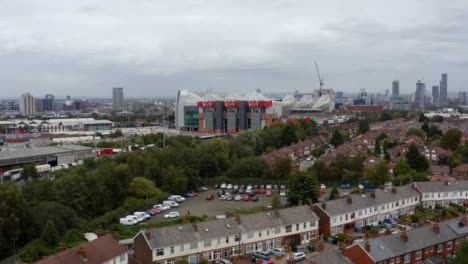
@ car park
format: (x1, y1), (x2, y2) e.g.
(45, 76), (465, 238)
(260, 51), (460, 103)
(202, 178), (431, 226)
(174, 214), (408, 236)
(273, 185), (278, 190)
(292, 252), (306, 262)
(248, 192), (256, 197)
(164, 212), (180, 219)
(153, 204), (170, 211)
(232, 188), (238, 194)
(270, 248), (285, 256)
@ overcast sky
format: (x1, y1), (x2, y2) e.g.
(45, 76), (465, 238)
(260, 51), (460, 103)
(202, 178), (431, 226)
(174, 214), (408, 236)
(1, 0), (468, 98)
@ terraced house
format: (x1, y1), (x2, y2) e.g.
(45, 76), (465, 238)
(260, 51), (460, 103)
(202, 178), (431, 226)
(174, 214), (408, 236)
(133, 205), (319, 264)
(343, 216), (468, 264)
(415, 180), (468, 208)
(313, 185), (420, 235)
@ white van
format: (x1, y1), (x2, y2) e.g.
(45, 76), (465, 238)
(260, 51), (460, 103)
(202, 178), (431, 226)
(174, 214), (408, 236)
(168, 195), (185, 202)
(126, 215), (142, 223)
(134, 211), (151, 220)
(120, 218), (137, 226)
(163, 200), (179, 208)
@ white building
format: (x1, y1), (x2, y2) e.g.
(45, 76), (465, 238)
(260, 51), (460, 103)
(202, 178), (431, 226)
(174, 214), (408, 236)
(19, 92), (36, 116)
(415, 180), (468, 208)
(134, 205), (319, 264)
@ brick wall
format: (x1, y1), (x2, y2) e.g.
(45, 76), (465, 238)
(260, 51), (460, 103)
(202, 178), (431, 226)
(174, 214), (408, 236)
(134, 233), (153, 264)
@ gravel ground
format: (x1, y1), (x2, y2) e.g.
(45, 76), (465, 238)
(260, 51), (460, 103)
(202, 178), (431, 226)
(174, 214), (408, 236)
(147, 188), (287, 223)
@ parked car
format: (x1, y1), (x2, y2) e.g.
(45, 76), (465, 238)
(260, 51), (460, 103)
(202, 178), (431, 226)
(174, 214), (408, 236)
(134, 211), (151, 220)
(254, 188), (261, 194)
(217, 190), (224, 197)
(266, 184), (272, 189)
(214, 184), (219, 189)
(227, 184), (233, 189)
(220, 183), (227, 189)
(233, 185), (239, 190)
(168, 195), (185, 202)
(238, 188), (245, 194)
(197, 186), (208, 192)
(259, 188), (266, 194)
(120, 218), (137, 226)
(127, 215), (143, 223)
(188, 190), (199, 196)
(183, 192), (194, 197)
(153, 204), (170, 211)
(292, 252), (306, 262)
(280, 185), (286, 189)
(226, 195), (233, 201)
(217, 259), (232, 264)
(251, 196), (259, 202)
(383, 218), (398, 227)
(273, 185), (279, 190)
(270, 248), (285, 256)
(206, 195), (214, 200)
(320, 184), (326, 189)
(243, 195), (251, 201)
(163, 200), (179, 208)
(265, 190), (272, 197)
(149, 208), (161, 215)
(146, 210), (156, 216)
(252, 251), (271, 262)
(235, 195), (242, 201)
(232, 188), (238, 194)
(280, 189), (286, 196)
(341, 183), (351, 189)
(164, 212), (180, 219)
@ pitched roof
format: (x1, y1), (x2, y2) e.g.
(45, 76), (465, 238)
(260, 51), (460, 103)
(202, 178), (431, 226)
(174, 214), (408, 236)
(415, 180), (468, 193)
(310, 247), (353, 264)
(34, 234), (127, 264)
(142, 205), (318, 249)
(358, 217), (468, 262)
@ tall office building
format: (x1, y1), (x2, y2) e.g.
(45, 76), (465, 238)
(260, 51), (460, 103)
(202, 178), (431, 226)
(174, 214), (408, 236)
(43, 94), (54, 111)
(112, 87), (124, 111)
(440, 73), (448, 106)
(19, 93), (36, 116)
(432, 86), (439, 106)
(415, 80), (425, 108)
(459, 91), (467, 105)
(392, 80), (399, 99)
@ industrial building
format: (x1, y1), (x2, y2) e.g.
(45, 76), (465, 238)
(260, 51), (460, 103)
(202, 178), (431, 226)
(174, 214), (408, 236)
(0, 145), (93, 172)
(0, 118), (112, 133)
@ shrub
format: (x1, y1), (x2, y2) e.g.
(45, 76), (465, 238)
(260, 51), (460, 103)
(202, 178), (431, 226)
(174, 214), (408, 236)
(411, 214), (420, 223)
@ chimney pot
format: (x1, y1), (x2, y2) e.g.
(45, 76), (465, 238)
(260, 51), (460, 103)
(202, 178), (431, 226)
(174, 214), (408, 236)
(235, 214), (241, 224)
(433, 223), (440, 234)
(112, 232), (120, 242)
(370, 191), (376, 198)
(78, 246), (87, 260)
(364, 240), (371, 253)
(274, 209), (280, 218)
(460, 214), (467, 227)
(392, 187), (397, 193)
(400, 231), (408, 243)
(145, 230), (151, 240)
(192, 222), (198, 232)
(346, 195), (352, 204)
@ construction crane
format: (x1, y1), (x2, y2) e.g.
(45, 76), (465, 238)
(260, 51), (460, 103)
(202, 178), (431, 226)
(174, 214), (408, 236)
(314, 61), (324, 96)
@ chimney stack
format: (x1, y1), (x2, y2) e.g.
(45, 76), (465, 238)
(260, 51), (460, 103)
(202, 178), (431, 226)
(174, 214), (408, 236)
(364, 240), (370, 253)
(346, 195), (352, 204)
(433, 223), (440, 234)
(400, 231), (408, 243)
(308, 199), (313, 209)
(392, 187), (397, 194)
(274, 209), (280, 218)
(370, 191), (376, 199)
(192, 222), (198, 232)
(460, 214), (467, 227)
(78, 246), (87, 260)
(145, 230), (151, 240)
(112, 232), (120, 242)
(235, 214), (241, 224)
(321, 203), (326, 210)
(58, 243), (66, 252)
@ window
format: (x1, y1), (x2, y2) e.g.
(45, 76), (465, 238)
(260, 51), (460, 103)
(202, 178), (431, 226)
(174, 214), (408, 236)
(310, 221), (316, 228)
(415, 250), (421, 260)
(180, 244), (184, 252)
(204, 240), (211, 247)
(156, 248), (164, 256)
(332, 217), (337, 223)
(267, 230), (270, 236)
(190, 241), (198, 249)
(395, 256), (400, 264)
(358, 210), (362, 216)
(225, 236), (229, 243)
(170, 247), (174, 254)
(303, 222), (307, 229)
(425, 247), (430, 253)
(389, 259), (394, 264)
(447, 241), (453, 250)
(275, 227), (281, 234)
(286, 225), (292, 233)
(120, 254), (126, 262)
(437, 244), (442, 252)
(296, 224), (299, 231)
(403, 254), (410, 264)
(258, 231), (262, 237)
(235, 235), (240, 242)
(351, 212), (355, 219)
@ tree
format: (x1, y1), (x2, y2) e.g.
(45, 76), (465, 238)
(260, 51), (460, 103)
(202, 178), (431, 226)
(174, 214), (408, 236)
(393, 161), (410, 176)
(329, 187), (340, 200)
(272, 157), (292, 182)
(421, 122), (429, 134)
(406, 128), (425, 139)
(41, 220), (59, 247)
(440, 129), (462, 151)
(271, 193), (281, 209)
(22, 163), (38, 180)
(358, 119), (370, 134)
(225, 156), (266, 179)
(330, 130), (344, 146)
(381, 110), (393, 121)
(280, 122), (299, 146)
(428, 125), (442, 138)
(418, 112), (426, 122)
(374, 140), (381, 155)
(83, 157), (97, 170)
(450, 239), (468, 264)
(406, 143), (429, 172)
(311, 148), (324, 158)
(365, 160), (390, 186)
(128, 177), (162, 199)
(286, 171), (320, 205)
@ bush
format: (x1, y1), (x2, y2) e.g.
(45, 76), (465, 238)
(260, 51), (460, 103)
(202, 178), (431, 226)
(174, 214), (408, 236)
(333, 233), (348, 242)
(369, 227), (380, 235)
(411, 214), (420, 223)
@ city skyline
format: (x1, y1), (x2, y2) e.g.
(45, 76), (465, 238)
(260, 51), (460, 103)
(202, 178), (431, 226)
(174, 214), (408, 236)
(1, 1), (468, 97)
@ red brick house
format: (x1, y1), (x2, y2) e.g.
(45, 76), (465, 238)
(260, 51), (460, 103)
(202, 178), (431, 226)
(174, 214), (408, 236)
(342, 216), (468, 264)
(453, 164), (468, 180)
